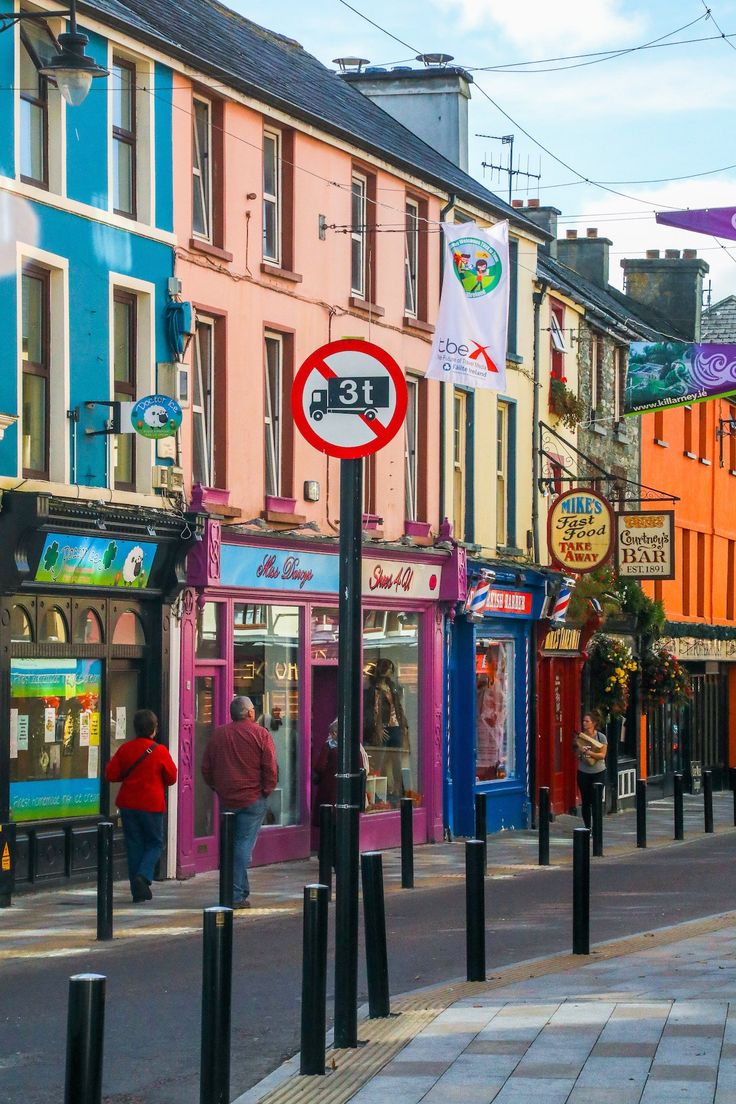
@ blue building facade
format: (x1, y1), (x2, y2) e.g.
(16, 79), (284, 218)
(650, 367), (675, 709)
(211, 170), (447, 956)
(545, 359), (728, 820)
(447, 563), (547, 836)
(0, 8), (195, 887)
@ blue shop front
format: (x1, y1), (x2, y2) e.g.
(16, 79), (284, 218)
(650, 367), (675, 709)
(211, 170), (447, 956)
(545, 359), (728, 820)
(447, 564), (547, 836)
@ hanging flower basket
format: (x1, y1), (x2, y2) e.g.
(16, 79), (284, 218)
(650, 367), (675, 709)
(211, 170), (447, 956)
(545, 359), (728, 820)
(641, 644), (691, 706)
(549, 378), (586, 430)
(587, 634), (638, 719)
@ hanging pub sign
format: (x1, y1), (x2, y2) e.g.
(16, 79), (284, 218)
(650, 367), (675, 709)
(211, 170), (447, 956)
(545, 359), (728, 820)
(548, 489), (614, 574)
(126, 395), (183, 439)
(616, 511), (675, 579)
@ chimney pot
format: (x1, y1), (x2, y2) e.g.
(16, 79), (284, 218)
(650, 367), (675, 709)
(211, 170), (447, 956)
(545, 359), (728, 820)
(683, 248), (697, 260)
(646, 249), (660, 259)
(511, 199), (523, 208)
(566, 229), (578, 239)
(586, 228), (598, 238)
(527, 198), (540, 208)
(665, 249), (680, 259)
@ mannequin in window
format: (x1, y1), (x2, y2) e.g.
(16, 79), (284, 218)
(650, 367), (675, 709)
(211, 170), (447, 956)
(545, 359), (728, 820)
(476, 647), (507, 781)
(363, 658), (409, 802)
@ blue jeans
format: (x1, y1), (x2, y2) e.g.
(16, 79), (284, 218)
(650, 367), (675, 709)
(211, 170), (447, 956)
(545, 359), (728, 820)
(224, 797), (267, 901)
(120, 809), (164, 893)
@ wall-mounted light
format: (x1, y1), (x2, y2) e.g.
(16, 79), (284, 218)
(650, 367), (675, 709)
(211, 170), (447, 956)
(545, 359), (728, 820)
(304, 480), (320, 502)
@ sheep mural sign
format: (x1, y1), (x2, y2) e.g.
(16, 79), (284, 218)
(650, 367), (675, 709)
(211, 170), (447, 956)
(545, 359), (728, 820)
(625, 341), (736, 415)
(129, 394), (182, 439)
(35, 534), (156, 588)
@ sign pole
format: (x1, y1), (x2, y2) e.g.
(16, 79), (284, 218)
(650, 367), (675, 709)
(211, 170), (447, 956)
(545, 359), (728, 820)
(333, 457), (363, 1049)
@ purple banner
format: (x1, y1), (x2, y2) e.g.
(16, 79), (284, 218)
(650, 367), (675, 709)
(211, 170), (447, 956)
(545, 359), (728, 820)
(655, 207), (736, 241)
(625, 341), (736, 414)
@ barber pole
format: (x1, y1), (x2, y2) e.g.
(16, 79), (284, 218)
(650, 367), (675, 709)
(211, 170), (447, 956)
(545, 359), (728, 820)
(550, 581), (573, 624)
(464, 581), (490, 615)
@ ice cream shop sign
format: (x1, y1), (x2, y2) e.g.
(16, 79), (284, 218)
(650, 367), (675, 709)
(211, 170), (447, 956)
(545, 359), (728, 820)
(548, 489), (614, 573)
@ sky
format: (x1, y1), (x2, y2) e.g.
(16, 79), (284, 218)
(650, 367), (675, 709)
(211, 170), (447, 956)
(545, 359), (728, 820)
(229, 0), (736, 304)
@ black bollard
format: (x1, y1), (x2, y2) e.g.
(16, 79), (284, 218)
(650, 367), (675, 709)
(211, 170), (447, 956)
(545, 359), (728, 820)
(361, 852), (390, 1018)
(572, 827), (590, 955)
(674, 772), (684, 841)
(96, 822), (114, 942)
(592, 782), (604, 858)
(200, 907), (233, 1104)
(219, 811), (235, 909)
(318, 805), (333, 902)
(703, 770), (714, 834)
(65, 973), (106, 1104)
(0, 821), (16, 908)
(731, 767), (736, 828)
(636, 779), (647, 849)
(538, 787), (550, 866)
(300, 884), (329, 1075)
(400, 797), (414, 889)
(465, 839), (486, 982)
(474, 792), (488, 873)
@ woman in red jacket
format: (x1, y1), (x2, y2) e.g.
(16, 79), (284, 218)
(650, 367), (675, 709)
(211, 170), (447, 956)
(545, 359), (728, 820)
(105, 709), (177, 903)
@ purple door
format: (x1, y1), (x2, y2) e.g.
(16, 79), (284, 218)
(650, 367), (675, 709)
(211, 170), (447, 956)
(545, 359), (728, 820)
(192, 667), (221, 871)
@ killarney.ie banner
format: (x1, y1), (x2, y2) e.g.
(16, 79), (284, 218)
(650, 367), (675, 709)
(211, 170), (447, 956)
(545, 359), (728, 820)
(426, 220), (509, 391)
(625, 341), (736, 415)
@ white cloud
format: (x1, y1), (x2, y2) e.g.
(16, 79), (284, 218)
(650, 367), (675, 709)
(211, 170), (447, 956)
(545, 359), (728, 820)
(441, 0), (644, 51)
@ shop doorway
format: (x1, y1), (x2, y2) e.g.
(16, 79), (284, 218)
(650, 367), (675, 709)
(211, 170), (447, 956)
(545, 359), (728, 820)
(107, 661), (143, 815)
(310, 665), (338, 848)
(192, 666), (222, 871)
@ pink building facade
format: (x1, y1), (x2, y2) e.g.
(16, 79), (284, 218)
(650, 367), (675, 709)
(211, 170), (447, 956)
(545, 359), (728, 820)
(169, 68), (462, 875)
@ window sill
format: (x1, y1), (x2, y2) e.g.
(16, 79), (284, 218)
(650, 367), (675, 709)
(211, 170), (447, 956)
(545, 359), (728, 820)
(654, 438), (668, 447)
(262, 510), (307, 525)
(506, 352), (524, 365)
(349, 296), (385, 317)
(699, 458), (712, 466)
(260, 262), (303, 283)
(188, 237), (234, 263)
(590, 422), (607, 437)
(496, 545), (524, 557)
(684, 451), (697, 459)
(402, 315), (434, 335)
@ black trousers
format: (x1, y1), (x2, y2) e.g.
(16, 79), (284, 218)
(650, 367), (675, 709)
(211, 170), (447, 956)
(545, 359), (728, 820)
(577, 770), (606, 829)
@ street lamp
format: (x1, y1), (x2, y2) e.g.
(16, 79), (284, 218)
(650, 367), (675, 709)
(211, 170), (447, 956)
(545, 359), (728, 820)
(1, 0), (108, 106)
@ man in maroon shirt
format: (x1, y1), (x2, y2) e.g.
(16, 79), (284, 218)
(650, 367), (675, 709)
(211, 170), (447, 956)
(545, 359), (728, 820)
(202, 696), (278, 908)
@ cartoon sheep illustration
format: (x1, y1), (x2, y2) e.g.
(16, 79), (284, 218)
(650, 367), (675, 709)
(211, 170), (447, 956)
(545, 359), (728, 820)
(122, 546), (145, 585)
(143, 404), (170, 430)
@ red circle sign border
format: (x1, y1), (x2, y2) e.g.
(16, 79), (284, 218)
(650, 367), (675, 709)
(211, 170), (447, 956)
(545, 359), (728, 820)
(291, 338), (408, 459)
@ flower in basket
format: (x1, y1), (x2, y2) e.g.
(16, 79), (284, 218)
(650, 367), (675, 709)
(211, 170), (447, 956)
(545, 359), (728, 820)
(588, 633), (639, 719)
(642, 644), (691, 706)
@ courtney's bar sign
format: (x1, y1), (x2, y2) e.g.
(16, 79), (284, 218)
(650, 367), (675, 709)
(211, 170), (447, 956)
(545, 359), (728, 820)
(616, 511), (675, 579)
(548, 490), (614, 574)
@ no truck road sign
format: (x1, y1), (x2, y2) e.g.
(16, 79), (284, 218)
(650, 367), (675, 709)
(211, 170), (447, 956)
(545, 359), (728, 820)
(291, 339), (408, 459)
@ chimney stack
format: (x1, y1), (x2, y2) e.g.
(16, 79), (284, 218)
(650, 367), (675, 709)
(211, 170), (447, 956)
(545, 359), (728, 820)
(557, 229), (613, 288)
(621, 250), (710, 340)
(519, 203), (561, 257)
(340, 58), (473, 171)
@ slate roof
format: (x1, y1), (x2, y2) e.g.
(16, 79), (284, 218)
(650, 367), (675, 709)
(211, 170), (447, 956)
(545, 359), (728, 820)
(538, 253), (685, 342)
(701, 295), (736, 342)
(79, 0), (547, 239)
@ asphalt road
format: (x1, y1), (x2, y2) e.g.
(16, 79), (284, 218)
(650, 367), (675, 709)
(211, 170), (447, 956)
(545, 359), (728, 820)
(2, 832), (735, 1104)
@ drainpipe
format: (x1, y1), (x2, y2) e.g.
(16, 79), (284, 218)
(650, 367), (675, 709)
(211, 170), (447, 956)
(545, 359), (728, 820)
(531, 280), (549, 564)
(438, 194), (457, 526)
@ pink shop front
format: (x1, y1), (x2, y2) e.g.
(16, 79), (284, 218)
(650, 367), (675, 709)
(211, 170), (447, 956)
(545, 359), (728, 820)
(175, 523), (462, 877)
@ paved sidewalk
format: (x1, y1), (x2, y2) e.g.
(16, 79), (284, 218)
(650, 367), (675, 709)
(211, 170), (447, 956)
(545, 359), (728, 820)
(240, 911), (736, 1104)
(1, 791), (733, 961)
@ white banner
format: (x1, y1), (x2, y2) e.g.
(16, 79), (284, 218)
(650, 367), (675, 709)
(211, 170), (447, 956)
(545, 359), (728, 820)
(426, 220), (509, 390)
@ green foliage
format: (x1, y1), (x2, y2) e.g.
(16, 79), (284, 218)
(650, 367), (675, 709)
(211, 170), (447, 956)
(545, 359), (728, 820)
(549, 378), (586, 430)
(613, 576), (665, 644)
(566, 564), (620, 625)
(641, 644), (691, 706)
(587, 635), (638, 720)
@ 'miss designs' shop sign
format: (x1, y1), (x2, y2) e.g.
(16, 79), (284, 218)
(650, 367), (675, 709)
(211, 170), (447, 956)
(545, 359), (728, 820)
(220, 544), (441, 600)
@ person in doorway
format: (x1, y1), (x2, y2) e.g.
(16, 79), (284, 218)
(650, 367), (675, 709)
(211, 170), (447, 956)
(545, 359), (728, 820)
(574, 710), (607, 829)
(363, 658), (410, 803)
(105, 709), (177, 903)
(201, 696), (278, 909)
(312, 719), (339, 819)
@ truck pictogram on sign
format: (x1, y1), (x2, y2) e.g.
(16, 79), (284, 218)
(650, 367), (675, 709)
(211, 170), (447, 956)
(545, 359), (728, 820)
(309, 377), (390, 421)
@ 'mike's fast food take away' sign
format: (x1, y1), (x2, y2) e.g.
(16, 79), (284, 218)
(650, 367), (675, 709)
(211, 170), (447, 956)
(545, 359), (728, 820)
(548, 490), (614, 574)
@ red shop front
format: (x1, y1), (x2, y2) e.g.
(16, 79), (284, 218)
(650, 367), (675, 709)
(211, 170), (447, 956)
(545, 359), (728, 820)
(536, 623), (589, 816)
(175, 522), (462, 878)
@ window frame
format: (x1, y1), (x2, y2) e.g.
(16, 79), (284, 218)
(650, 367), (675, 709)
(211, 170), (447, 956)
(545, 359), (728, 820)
(112, 289), (137, 491)
(453, 388), (467, 539)
(192, 95), (213, 242)
(19, 34), (49, 189)
(111, 55), (137, 219)
(263, 128), (282, 266)
(613, 345), (626, 422)
(351, 171), (368, 298)
(404, 198), (419, 318)
(264, 331), (283, 498)
(405, 375), (419, 520)
(496, 401), (509, 548)
(21, 262), (51, 479)
(192, 314), (215, 487)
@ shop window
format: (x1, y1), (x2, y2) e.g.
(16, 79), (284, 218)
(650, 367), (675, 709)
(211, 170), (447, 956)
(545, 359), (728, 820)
(476, 638), (516, 782)
(233, 603), (300, 826)
(311, 606), (338, 661)
(196, 602), (221, 659)
(39, 606), (68, 643)
(74, 608), (103, 644)
(21, 263), (50, 479)
(113, 610), (145, 645)
(11, 605), (33, 643)
(9, 658), (103, 822)
(112, 56), (137, 218)
(362, 610), (420, 812)
(113, 290), (137, 490)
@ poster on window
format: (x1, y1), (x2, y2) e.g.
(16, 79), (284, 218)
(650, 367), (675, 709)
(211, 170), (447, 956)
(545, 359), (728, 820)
(426, 221), (509, 391)
(9, 659), (102, 822)
(475, 639), (515, 781)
